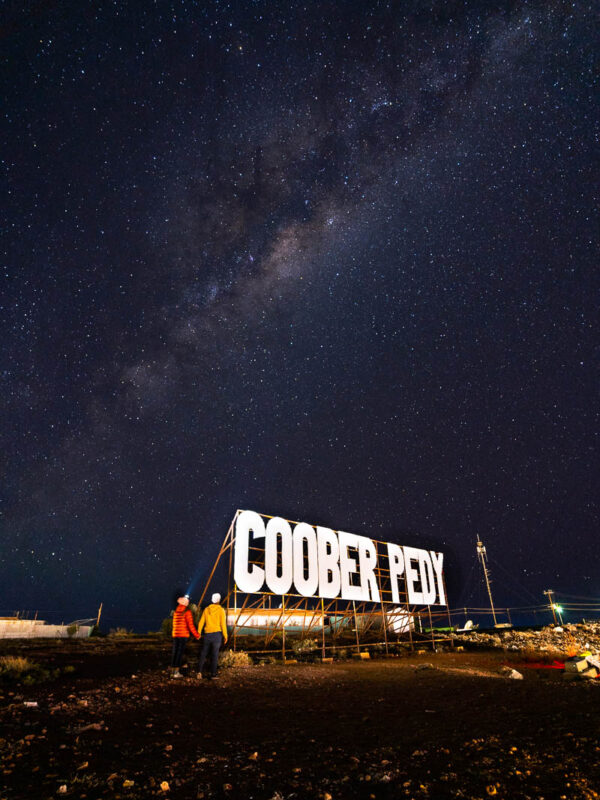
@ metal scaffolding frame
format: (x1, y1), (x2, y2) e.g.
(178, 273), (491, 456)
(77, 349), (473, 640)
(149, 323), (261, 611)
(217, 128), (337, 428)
(198, 510), (452, 659)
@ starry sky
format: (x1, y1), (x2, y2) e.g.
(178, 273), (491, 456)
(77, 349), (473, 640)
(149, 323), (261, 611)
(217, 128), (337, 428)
(2, 1), (598, 630)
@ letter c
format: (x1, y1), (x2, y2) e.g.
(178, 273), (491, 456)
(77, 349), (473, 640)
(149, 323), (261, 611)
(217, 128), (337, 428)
(234, 510), (265, 593)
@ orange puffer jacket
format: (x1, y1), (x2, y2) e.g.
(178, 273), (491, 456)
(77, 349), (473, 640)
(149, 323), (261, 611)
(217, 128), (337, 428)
(172, 604), (200, 639)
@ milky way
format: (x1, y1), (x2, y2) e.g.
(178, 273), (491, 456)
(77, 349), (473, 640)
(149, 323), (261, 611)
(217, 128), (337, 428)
(2, 1), (597, 629)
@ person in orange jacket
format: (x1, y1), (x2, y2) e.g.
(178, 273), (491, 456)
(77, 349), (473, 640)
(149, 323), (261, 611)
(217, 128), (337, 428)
(197, 593), (228, 679)
(171, 595), (199, 678)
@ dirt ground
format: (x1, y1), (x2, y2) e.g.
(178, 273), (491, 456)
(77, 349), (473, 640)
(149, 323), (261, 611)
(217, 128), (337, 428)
(1, 638), (599, 800)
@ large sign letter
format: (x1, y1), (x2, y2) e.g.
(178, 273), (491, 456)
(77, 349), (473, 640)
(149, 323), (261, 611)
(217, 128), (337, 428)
(387, 543), (405, 604)
(403, 546), (437, 605)
(234, 510), (265, 593)
(338, 531), (363, 601)
(403, 545), (424, 604)
(419, 551), (436, 605)
(293, 523), (319, 597)
(358, 537), (380, 602)
(265, 517), (293, 595)
(316, 526), (341, 599)
(430, 551), (446, 605)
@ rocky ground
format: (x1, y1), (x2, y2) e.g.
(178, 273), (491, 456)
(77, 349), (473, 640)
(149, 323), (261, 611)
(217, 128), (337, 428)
(453, 622), (600, 656)
(1, 633), (599, 800)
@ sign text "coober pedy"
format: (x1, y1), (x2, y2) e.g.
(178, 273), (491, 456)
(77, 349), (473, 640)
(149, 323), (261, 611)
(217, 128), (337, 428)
(233, 510), (446, 606)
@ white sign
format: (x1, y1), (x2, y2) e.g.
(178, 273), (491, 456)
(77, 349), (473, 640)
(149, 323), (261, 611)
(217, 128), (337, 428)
(233, 510), (446, 606)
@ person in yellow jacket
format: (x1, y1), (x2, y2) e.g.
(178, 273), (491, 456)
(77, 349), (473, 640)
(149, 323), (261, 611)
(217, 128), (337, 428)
(197, 593), (228, 679)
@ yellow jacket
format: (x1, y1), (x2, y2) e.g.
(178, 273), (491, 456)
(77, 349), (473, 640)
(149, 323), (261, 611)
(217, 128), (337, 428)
(198, 603), (228, 642)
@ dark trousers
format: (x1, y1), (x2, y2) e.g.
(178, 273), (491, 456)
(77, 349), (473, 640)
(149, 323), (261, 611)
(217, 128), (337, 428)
(198, 632), (223, 676)
(171, 637), (188, 668)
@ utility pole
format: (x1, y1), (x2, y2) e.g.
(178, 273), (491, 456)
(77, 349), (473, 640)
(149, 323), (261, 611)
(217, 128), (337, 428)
(476, 538), (498, 626)
(543, 590), (563, 625)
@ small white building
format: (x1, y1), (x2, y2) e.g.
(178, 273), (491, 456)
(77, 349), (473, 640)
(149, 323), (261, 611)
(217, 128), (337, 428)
(0, 617), (93, 639)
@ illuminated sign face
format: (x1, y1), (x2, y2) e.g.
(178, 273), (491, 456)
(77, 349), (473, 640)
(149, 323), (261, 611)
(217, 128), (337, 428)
(233, 510), (446, 606)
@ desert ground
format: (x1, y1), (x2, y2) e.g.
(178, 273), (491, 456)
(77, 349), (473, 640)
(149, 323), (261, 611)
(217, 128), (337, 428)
(1, 636), (599, 800)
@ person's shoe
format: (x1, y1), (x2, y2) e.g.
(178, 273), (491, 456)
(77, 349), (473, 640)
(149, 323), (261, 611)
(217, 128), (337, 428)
(172, 670), (183, 679)
(196, 672), (203, 679)
(210, 674), (219, 680)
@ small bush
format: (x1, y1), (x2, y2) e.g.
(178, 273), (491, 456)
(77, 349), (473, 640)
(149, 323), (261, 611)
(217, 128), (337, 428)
(0, 655), (34, 675)
(258, 655), (278, 665)
(291, 637), (319, 655)
(0, 655), (55, 684)
(66, 623), (78, 637)
(219, 650), (252, 668)
(109, 627), (133, 637)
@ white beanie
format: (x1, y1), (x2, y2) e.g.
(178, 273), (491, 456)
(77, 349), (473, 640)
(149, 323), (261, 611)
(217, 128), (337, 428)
(211, 593), (221, 604)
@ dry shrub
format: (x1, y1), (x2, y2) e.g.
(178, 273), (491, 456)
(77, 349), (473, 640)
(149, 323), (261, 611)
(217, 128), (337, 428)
(258, 655), (278, 665)
(109, 627), (133, 637)
(0, 655), (34, 674)
(219, 650), (252, 668)
(291, 637), (319, 654)
(0, 655), (56, 684)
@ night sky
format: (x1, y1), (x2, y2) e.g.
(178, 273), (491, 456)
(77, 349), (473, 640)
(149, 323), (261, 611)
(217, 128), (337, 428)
(2, 1), (598, 630)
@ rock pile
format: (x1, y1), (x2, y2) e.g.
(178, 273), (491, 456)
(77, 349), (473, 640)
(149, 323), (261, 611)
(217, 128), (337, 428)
(452, 622), (600, 655)
(563, 654), (600, 680)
